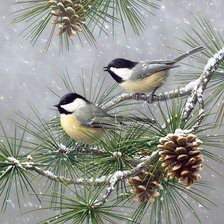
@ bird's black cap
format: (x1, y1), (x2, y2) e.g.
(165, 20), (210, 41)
(106, 58), (137, 69)
(103, 58), (137, 84)
(54, 93), (89, 114)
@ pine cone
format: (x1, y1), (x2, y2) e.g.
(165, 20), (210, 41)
(128, 165), (166, 203)
(158, 131), (203, 189)
(48, 0), (95, 39)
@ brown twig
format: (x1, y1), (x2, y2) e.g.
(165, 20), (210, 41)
(26, 165), (106, 186)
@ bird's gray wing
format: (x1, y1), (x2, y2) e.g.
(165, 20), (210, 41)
(131, 61), (179, 80)
(140, 60), (174, 65)
(131, 47), (204, 80)
(75, 103), (121, 129)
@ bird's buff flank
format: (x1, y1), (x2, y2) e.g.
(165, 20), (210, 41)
(120, 70), (168, 93)
(60, 114), (104, 144)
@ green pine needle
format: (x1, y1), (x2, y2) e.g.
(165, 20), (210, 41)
(130, 179), (216, 224)
(0, 121), (40, 212)
(49, 68), (140, 113)
(29, 171), (133, 224)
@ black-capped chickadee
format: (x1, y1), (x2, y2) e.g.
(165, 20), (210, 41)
(103, 47), (204, 94)
(54, 93), (124, 144)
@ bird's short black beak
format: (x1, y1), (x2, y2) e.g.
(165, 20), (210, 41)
(54, 104), (59, 108)
(103, 66), (109, 71)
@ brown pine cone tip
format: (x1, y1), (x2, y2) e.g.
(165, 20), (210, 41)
(128, 165), (167, 203)
(48, 0), (95, 39)
(158, 130), (203, 189)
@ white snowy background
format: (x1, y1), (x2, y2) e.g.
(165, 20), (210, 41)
(0, 0), (224, 223)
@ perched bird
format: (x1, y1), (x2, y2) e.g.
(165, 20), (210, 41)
(103, 47), (204, 95)
(54, 93), (124, 144)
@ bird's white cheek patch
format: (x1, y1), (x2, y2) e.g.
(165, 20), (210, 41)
(61, 99), (86, 112)
(110, 67), (133, 80)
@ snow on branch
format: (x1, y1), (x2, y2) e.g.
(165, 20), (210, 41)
(59, 144), (106, 156)
(181, 47), (224, 126)
(26, 165), (107, 186)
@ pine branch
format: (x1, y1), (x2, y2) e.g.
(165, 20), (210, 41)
(19, 150), (159, 190)
(181, 47), (224, 126)
(175, 12), (224, 125)
(28, 165), (106, 185)
(23, 164), (105, 186)
(193, 96), (205, 131)
(64, 144), (140, 165)
(93, 150), (159, 207)
(65, 144), (106, 156)
(103, 86), (194, 110)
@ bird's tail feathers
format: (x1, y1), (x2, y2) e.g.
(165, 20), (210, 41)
(173, 46), (205, 63)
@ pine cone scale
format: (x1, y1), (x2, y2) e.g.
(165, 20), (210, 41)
(128, 165), (166, 203)
(49, 0), (95, 39)
(158, 131), (203, 189)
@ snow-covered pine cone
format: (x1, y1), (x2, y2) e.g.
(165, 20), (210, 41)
(158, 131), (204, 189)
(128, 165), (166, 203)
(49, 0), (95, 39)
